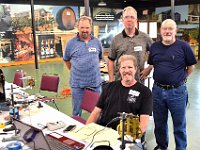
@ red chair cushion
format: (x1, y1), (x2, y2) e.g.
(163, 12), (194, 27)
(71, 116), (86, 124)
(40, 74), (59, 92)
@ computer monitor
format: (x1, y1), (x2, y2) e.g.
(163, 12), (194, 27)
(13, 118), (51, 150)
(0, 82), (6, 102)
(13, 118), (85, 150)
(0, 69), (9, 110)
(0, 69), (6, 101)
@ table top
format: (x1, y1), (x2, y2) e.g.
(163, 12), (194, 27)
(0, 82), (141, 150)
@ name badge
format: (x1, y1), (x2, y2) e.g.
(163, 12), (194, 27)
(88, 47), (97, 52)
(134, 46), (142, 51)
(129, 89), (140, 96)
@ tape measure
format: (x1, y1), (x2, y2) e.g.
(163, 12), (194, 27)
(6, 142), (22, 150)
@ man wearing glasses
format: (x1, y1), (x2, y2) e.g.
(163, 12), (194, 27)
(107, 6), (153, 83)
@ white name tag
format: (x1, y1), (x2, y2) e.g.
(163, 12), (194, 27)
(134, 46), (142, 51)
(88, 47), (97, 52)
(129, 89), (140, 96)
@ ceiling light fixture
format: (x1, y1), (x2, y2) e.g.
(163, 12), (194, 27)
(98, 1), (107, 6)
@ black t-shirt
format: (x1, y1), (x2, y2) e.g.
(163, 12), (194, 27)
(97, 81), (152, 130)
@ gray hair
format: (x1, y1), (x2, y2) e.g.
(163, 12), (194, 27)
(161, 19), (177, 29)
(118, 55), (138, 68)
(122, 6), (137, 18)
(77, 15), (92, 27)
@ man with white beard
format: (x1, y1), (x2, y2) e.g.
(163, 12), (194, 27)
(147, 19), (197, 150)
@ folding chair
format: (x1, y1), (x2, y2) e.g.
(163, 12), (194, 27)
(71, 89), (100, 124)
(13, 70), (25, 87)
(39, 73), (60, 111)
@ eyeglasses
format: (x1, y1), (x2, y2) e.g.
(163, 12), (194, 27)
(123, 16), (136, 20)
(161, 27), (175, 31)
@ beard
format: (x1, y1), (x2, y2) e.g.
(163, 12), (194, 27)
(122, 72), (133, 83)
(163, 37), (172, 42)
(124, 78), (132, 84)
(162, 34), (175, 44)
(81, 32), (89, 39)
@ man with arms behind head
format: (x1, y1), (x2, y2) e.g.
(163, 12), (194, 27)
(147, 19), (197, 150)
(107, 6), (153, 83)
(87, 54), (152, 148)
(63, 16), (103, 116)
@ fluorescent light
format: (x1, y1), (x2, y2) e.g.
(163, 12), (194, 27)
(98, 1), (107, 6)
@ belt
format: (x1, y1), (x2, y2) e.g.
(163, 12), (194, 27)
(154, 81), (185, 90)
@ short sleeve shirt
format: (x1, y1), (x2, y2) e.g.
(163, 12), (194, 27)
(148, 40), (197, 85)
(63, 34), (103, 88)
(108, 29), (153, 81)
(97, 81), (152, 129)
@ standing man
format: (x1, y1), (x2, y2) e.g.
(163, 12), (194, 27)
(107, 6), (153, 83)
(148, 19), (197, 150)
(63, 16), (103, 116)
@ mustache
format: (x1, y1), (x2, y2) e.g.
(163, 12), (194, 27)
(164, 33), (171, 36)
(81, 32), (89, 38)
(82, 32), (88, 34)
(122, 72), (132, 76)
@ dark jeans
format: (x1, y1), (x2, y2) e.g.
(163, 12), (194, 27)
(152, 83), (187, 150)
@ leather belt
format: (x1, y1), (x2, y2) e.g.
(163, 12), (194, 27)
(154, 81), (185, 90)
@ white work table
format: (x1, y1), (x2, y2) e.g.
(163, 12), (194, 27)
(0, 82), (141, 150)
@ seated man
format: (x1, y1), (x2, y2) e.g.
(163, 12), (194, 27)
(86, 54), (152, 148)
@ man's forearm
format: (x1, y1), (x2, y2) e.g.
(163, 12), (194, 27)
(64, 61), (71, 70)
(140, 115), (150, 134)
(86, 107), (101, 124)
(107, 59), (115, 82)
(186, 65), (195, 77)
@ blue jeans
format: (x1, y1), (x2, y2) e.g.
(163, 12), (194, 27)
(152, 83), (187, 150)
(71, 85), (101, 116)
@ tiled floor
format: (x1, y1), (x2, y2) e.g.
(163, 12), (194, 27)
(1, 60), (200, 149)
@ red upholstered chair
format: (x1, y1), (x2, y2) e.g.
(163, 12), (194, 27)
(39, 73), (60, 111)
(13, 70), (25, 87)
(71, 89), (100, 124)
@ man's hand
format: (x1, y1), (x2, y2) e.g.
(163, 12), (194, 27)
(140, 65), (153, 81)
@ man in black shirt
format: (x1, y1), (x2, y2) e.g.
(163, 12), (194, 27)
(86, 54), (152, 137)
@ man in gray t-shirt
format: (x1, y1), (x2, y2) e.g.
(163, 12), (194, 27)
(107, 6), (153, 83)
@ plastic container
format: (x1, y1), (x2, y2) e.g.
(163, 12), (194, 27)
(9, 107), (20, 120)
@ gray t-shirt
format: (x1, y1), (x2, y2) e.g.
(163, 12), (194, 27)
(108, 29), (153, 82)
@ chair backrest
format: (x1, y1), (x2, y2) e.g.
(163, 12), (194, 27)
(13, 70), (25, 87)
(40, 73), (60, 93)
(81, 89), (100, 113)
